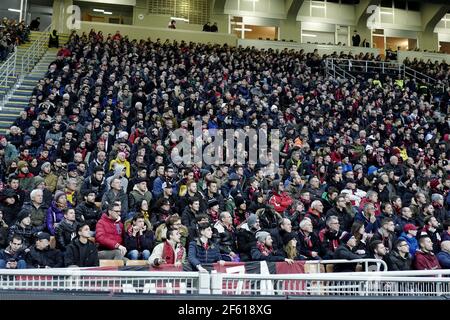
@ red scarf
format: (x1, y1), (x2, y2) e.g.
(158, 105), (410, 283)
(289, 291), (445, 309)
(162, 241), (184, 265)
(256, 241), (273, 256)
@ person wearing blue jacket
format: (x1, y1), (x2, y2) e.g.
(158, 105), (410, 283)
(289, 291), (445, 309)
(354, 203), (378, 234)
(437, 241), (450, 269)
(188, 223), (223, 271)
(398, 223), (419, 258)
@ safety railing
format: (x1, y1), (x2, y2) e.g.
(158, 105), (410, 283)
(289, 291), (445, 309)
(305, 258), (388, 273)
(325, 58), (436, 85)
(211, 270), (450, 296)
(0, 50), (17, 107)
(20, 24), (52, 77)
(0, 268), (206, 295)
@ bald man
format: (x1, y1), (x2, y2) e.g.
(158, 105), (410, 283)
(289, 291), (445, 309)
(437, 241), (450, 269)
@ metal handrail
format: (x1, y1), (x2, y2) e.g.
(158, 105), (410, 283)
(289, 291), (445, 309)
(20, 23), (52, 78)
(305, 258), (388, 272)
(0, 51), (17, 108)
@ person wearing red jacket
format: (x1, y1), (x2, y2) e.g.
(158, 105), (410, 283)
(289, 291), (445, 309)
(95, 202), (127, 261)
(413, 236), (441, 270)
(268, 180), (293, 214)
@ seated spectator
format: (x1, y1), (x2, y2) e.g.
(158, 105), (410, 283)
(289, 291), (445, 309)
(319, 215), (344, 259)
(55, 208), (78, 251)
(0, 235), (27, 269)
(236, 214), (260, 262)
(64, 223), (99, 267)
(128, 177), (152, 213)
(8, 209), (39, 249)
(124, 213), (154, 260)
(101, 177), (128, 219)
(386, 239), (412, 271)
(326, 195), (353, 232)
(48, 30), (59, 48)
(442, 220), (450, 242)
(419, 216), (442, 254)
(213, 211), (238, 261)
(268, 180), (293, 215)
(154, 214), (188, 248)
(297, 218), (322, 260)
(354, 203), (378, 234)
(333, 232), (366, 272)
(188, 222), (223, 271)
(437, 241), (450, 269)
(366, 240), (388, 271)
(283, 232), (305, 260)
(149, 229), (186, 267)
(398, 223), (419, 258)
(95, 203), (127, 261)
(0, 209), (8, 249)
(22, 189), (47, 231)
(26, 232), (63, 268)
(370, 218), (397, 253)
(269, 218), (292, 253)
(251, 231), (292, 263)
(29, 17), (40, 31)
(75, 189), (101, 232)
(46, 190), (71, 235)
(413, 236), (441, 270)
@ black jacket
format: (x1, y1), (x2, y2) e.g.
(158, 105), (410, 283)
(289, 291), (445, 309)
(26, 245), (63, 268)
(75, 201), (101, 231)
(326, 207), (353, 232)
(8, 223), (39, 248)
(64, 238), (99, 267)
(213, 222), (237, 255)
(124, 229), (154, 252)
(236, 225), (258, 262)
(386, 250), (412, 271)
(55, 219), (78, 251)
(297, 230), (322, 259)
(332, 245), (365, 272)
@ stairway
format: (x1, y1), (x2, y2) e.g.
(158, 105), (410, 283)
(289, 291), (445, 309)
(0, 31), (69, 134)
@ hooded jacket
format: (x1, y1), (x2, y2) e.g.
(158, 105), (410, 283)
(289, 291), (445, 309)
(398, 232), (419, 257)
(46, 201), (71, 235)
(109, 158), (131, 178)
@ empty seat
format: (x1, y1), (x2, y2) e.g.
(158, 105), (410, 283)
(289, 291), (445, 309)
(99, 260), (125, 267)
(126, 260), (148, 266)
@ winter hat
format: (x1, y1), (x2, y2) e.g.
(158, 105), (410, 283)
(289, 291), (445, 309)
(431, 193), (443, 202)
(234, 196), (246, 208)
(429, 179), (440, 190)
(207, 198), (219, 208)
(228, 173), (240, 181)
(17, 161), (28, 170)
(282, 232), (297, 246)
(403, 223), (418, 233)
(67, 162), (77, 172)
(367, 165), (378, 176)
(256, 231), (270, 243)
(33, 176), (45, 188)
(17, 209), (31, 223)
(340, 231), (353, 244)
(54, 190), (66, 203)
(36, 232), (51, 241)
(41, 162), (51, 171)
(247, 214), (258, 229)
(354, 164), (363, 171)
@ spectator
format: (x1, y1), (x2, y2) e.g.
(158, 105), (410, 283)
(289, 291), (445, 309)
(101, 177), (128, 218)
(48, 30), (59, 48)
(29, 17), (40, 31)
(8, 209), (39, 249)
(0, 235), (27, 269)
(168, 20), (176, 29)
(283, 232), (304, 260)
(95, 203), (127, 261)
(305, 200), (326, 232)
(333, 232), (366, 272)
(319, 215), (344, 259)
(251, 231), (291, 263)
(26, 232), (63, 268)
(437, 241), (450, 269)
(352, 30), (360, 47)
(55, 208), (78, 251)
(188, 223), (223, 271)
(46, 190), (70, 235)
(398, 223), (419, 258)
(149, 228), (186, 267)
(124, 213), (154, 260)
(75, 190), (101, 232)
(413, 236), (441, 270)
(0, 209), (8, 249)
(213, 211), (238, 261)
(22, 189), (47, 231)
(386, 239), (412, 271)
(202, 22), (211, 32)
(297, 218), (322, 260)
(366, 240), (388, 271)
(210, 22), (218, 32)
(236, 214), (260, 261)
(64, 223), (99, 267)
(420, 216), (442, 254)
(370, 218), (397, 253)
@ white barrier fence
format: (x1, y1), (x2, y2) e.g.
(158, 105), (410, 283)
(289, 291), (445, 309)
(0, 264), (448, 297)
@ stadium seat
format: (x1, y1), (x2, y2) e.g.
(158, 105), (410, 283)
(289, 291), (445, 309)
(325, 264), (334, 273)
(99, 260), (125, 267)
(126, 260), (148, 266)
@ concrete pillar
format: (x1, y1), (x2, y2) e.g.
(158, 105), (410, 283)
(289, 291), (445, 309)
(52, 0), (73, 34)
(418, 3), (450, 52)
(280, 19), (301, 42)
(417, 30), (439, 52)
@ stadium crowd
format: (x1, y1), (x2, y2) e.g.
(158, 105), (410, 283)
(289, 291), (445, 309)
(0, 18), (30, 61)
(0, 29), (449, 271)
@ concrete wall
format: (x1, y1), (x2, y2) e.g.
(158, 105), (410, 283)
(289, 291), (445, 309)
(237, 38), (379, 56)
(398, 50), (450, 64)
(78, 21), (237, 45)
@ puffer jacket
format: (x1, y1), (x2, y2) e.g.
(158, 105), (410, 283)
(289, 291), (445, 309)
(46, 201), (71, 235)
(188, 239), (221, 270)
(55, 219), (78, 251)
(268, 191), (293, 214)
(386, 250), (412, 271)
(95, 213), (124, 250)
